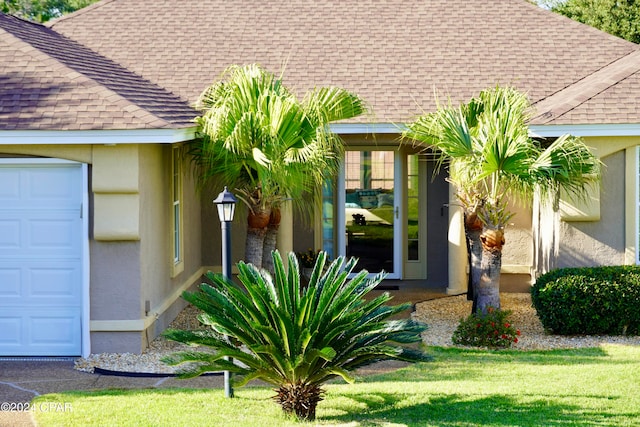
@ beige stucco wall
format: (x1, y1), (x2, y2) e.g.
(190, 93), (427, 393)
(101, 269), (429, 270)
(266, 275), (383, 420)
(137, 144), (204, 344)
(502, 202), (533, 268)
(500, 200), (534, 291)
(557, 150), (626, 268)
(537, 135), (640, 271)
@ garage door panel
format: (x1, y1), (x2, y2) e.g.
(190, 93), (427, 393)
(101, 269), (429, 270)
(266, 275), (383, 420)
(0, 166), (81, 208)
(0, 308), (81, 356)
(29, 167), (79, 196)
(30, 266), (80, 299)
(0, 219), (20, 248)
(0, 163), (83, 356)
(0, 215), (80, 257)
(0, 263), (80, 301)
(29, 218), (80, 250)
(0, 316), (21, 347)
(0, 168), (20, 199)
(0, 268), (21, 296)
(30, 312), (81, 345)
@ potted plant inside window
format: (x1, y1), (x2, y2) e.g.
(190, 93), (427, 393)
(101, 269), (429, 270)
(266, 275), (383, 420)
(296, 249), (321, 281)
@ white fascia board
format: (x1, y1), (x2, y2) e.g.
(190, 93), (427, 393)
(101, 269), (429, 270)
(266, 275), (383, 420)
(529, 124), (640, 138)
(329, 123), (405, 134)
(330, 122), (640, 138)
(0, 127), (198, 145)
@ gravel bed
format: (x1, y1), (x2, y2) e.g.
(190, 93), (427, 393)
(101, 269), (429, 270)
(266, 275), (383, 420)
(413, 293), (640, 350)
(75, 305), (207, 374)
(75, 293), (640, 374)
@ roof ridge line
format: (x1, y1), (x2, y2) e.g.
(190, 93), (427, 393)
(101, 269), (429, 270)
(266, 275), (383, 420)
(46, 0), (117, 28)
(532, 49), (640, 124)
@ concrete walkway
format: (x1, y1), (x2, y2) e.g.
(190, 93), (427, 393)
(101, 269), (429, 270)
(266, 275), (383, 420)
(0, 359), (229, 426)
(0, 282), (448, 426)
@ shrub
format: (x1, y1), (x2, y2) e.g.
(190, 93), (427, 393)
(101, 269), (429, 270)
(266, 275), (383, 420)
(452, 307), (520, 348)
(531, 266), (640, 335)
(162, 251), (430, 421)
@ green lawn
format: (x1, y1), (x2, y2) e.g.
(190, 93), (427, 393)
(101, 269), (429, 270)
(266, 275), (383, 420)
(34, 344), (640, 426)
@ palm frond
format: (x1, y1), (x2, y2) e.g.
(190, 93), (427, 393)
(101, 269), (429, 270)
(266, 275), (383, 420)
(164, 250), (428, 390)
(531, 134), (601, 204)
(404, 85), (600, 230)
(190, 64), (367, 227)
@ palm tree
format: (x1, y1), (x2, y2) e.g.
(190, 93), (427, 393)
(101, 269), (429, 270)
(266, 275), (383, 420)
(190, 64), (366, 268)
(404, 86), (600, 313)
(163, 251), (429, 421)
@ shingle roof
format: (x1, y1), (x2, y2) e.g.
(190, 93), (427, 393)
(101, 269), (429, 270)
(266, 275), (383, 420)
(532, 50), (640, 125)
(0, 13), (197, 131)
(49, 0), (640, 126)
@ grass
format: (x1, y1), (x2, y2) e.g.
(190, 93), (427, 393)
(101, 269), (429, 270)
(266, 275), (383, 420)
(33, 344), (640, 426)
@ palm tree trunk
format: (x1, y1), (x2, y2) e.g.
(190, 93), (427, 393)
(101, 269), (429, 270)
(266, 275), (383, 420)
(464, 211), (483, 313)
(467, 229), (482, 313)
(262, 208), (281, 274)
(476, 227), (504, 314)
(245, 227), (267, 268)
(274, 383), (323, 421)
(245, 208), (270, 268)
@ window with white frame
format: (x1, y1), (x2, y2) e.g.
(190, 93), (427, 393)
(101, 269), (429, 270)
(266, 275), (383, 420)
(172, 146), (184, 276)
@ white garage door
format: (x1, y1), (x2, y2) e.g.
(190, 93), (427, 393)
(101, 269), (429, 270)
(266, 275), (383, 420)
(0, 161), (83, 356)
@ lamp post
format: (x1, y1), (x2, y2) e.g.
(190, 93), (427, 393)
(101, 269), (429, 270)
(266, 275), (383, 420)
(213, 186), (237, 398)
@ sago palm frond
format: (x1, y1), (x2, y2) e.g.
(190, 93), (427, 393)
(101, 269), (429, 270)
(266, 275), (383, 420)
(162, 250), (429, 420)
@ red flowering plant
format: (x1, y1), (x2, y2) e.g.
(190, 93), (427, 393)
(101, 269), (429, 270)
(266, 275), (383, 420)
(452, 307), (521, 349)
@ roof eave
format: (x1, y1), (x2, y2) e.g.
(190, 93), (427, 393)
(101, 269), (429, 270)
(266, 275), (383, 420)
(529, 123), (640, 138)
(0, 127), (198, 145)
(329, 123), (405, 134)
(331, 122), (640, 138)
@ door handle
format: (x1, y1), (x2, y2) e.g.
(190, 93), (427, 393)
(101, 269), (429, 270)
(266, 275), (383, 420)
(395, 206), (399, 219)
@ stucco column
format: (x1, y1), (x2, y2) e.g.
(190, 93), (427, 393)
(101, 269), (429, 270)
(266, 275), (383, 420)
(447, 185), (467, 295)
(277, 200), (293, 259)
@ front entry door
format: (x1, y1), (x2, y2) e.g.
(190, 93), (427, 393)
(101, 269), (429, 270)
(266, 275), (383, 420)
(337, 150), (401, 278)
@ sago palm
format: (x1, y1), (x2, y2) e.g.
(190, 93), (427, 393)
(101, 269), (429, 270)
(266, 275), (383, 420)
(190, 64), (366, 268)
(404, 86), (600, 313)
(162, 251), (429, 421)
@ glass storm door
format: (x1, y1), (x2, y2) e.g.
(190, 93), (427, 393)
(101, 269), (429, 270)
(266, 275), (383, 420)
(336, 150), (401, 278)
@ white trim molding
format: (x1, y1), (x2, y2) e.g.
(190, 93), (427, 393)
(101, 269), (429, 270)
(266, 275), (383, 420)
(331, 122), (640, 139)
(0, 127), (197, 145)
(329, 123), (404, 134)
(529, 124), (640, 138)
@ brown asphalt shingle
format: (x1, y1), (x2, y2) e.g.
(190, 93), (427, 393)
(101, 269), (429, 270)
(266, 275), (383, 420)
(50, 0), (640, 126)
(0, 13), (197, 131)
(532, 50), (640, 125)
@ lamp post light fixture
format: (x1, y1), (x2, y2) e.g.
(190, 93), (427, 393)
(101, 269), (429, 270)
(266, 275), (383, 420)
(212, 186), (237, 398)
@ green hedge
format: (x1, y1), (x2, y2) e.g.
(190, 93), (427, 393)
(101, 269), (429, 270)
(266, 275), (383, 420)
(531, 266), (640, 335)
